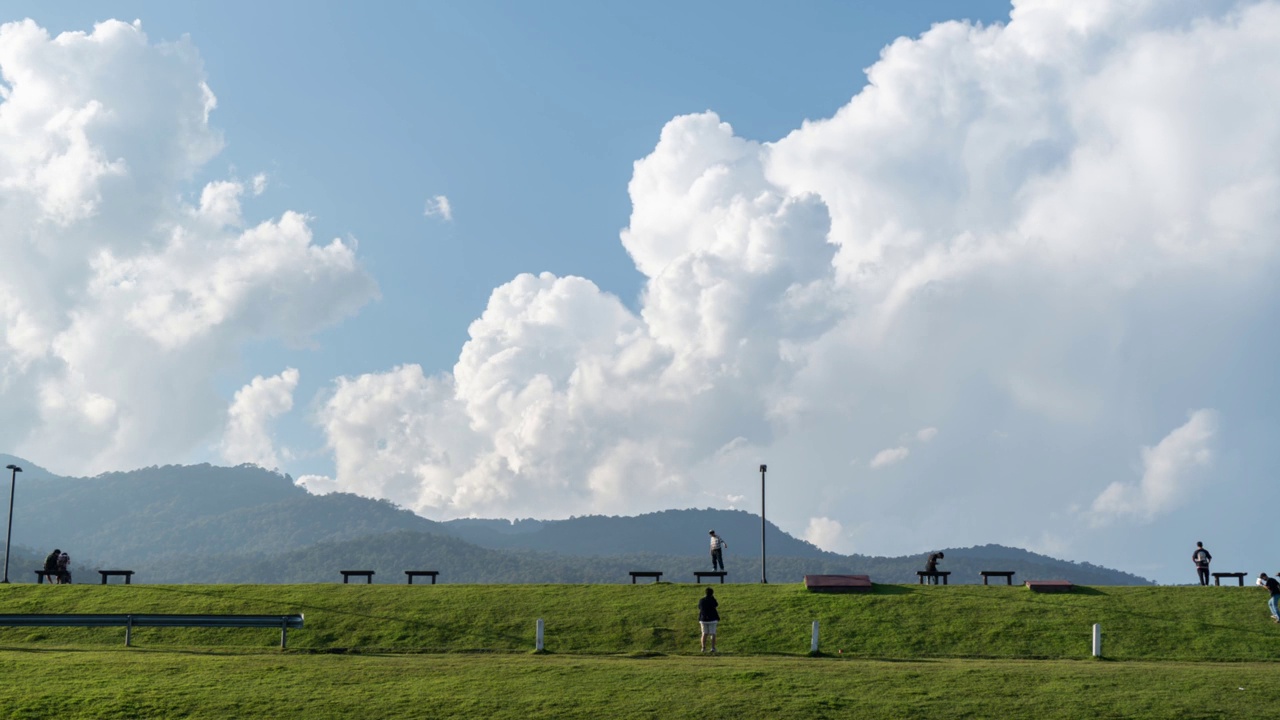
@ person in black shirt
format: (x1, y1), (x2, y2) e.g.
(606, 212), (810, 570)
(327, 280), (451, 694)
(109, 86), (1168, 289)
(1258, 573), (1280, 622)
(43, 549), (60, 584)
(924, 552), (944, 584)
(698, 587), (720, 653)
(1192, 542), (1212, 586)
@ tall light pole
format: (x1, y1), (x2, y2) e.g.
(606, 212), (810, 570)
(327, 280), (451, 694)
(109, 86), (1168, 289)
(759, 464), (767, 584)
(3, 464), (21, 584)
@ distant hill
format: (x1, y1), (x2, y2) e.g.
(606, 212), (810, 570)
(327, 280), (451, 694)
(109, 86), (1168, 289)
(441, 509), (836, 559)
(0, 456), (1152, 585)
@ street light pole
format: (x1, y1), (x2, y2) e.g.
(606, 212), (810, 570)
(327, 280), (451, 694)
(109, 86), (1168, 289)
(3, 464), (21, 584)
(759, 464), (767, 584)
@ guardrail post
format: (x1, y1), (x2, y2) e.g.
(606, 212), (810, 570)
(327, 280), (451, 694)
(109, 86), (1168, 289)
(536, 618), (545, 651)
(281, 617), (288, 650)
(125, 615), (133, 647)
(811, 620), (820, 653)
(1092, 623), (1101, 658)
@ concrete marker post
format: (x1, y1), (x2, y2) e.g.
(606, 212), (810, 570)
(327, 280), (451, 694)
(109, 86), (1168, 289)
(536, 618), (545, 651)
(811, 620), (820, 654)
(1092, 623), (1101, 658)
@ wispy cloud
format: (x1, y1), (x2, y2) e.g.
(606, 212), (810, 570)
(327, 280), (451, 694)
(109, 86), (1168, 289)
(869, 446), (910, 469)
(424, 194), (452, 221)
(916, 427), (938, 442)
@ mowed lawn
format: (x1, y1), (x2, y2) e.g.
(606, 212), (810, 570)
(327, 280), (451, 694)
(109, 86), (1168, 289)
(2, 582), (1279, 659)
(2, 582), (1280, 718)
(0, 652), (1275, 719)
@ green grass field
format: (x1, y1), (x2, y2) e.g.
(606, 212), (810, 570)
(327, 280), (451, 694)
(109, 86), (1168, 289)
(1, 582), (1278, 718)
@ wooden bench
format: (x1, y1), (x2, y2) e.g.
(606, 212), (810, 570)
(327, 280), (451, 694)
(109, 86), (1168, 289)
(34, 570), (60, 584)
(98, 570), (134, 585)
(0, 613), (303, 649)
(980, 571), (1016, 585)
(340, 570), (375, 584)
(629, 571), (662, 584)
(917, 570), (950, 585)
(694, 571), (726, 584)
(1213, 572), (1247, 586)
(405, 571), (439, 585)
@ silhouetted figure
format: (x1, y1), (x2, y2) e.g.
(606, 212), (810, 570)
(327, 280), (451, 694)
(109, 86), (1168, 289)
(698, 587), (720, 653)
(709, 530), (727, 572)
(1192, 542), (1212, 586)
(56, 551), (71, 584)
(43, 549), (60, 583)
(1258, 573), (1280, 622)
(924, 551), (945, 584)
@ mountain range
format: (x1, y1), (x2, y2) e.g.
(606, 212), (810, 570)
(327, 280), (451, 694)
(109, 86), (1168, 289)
(0, 455), (1153, 585)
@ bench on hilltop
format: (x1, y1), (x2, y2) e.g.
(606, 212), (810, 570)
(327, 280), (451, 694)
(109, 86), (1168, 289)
(629, 571), (662, 584)
(980, 571), (1016, 585)
(917, 570), (950, 585)
(34, 570), (59, 584)
(1212, 572), (1247, 586)
(405, 571), (439, 585)
(694, 571), (726, 584)
(98, 570), (134, 585)
(340, 570), (375, 584)
(0, 613), (303, 648)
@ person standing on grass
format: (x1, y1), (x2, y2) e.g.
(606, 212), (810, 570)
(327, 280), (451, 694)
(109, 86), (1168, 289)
(709, 530), (727, 572)
(1192, 542), (1212, 586)
(698, 587), (720, 653)
(1257, 573), (1280, 622)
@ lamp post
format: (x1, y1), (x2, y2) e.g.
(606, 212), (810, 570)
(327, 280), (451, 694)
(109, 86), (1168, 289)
(3, 464), (21, 584)
(759, 464), (767, 584)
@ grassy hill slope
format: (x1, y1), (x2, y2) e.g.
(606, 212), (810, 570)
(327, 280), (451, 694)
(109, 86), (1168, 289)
(1, 583), (1275, 660)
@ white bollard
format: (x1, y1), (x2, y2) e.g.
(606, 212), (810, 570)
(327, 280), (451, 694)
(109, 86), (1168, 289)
(1092, 623), (1101, 658)
(811, 620), (820, 653)
(536, 618), (545, 651)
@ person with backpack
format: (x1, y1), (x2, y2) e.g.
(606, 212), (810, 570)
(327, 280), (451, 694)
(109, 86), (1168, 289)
(1192, 542), (1212, 586)
(56, 551), (71, 584)
(43, 549), (60, 584)
(1258, 573), (1280, 622)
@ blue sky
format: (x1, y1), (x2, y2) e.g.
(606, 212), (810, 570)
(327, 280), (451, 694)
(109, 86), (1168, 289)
(2, 1), (1278, 583)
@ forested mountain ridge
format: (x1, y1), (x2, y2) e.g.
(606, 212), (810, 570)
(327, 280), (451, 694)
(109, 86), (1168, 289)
(0, 456), (1152, 585)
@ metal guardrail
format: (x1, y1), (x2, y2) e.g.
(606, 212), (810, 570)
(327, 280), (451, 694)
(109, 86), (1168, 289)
(0, 613), (304, 648)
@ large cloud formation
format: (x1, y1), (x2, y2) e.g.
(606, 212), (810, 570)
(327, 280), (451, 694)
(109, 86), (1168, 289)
(0, 20), (376, 472)
(304, 0), (1280, 577)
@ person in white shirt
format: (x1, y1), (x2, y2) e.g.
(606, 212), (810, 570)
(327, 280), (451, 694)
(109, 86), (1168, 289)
(709, 530), (727, 572)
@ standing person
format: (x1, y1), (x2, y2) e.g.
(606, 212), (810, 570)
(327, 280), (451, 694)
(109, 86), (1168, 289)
(43, 549), (60, 584)
(1192, 542), (1212, 586)
(709, 530), (727, 572)
(56, 551), (71, 585)
(924, 551), (945, 584)
(1258, 573), (1280, 622)
(698, 587), (720, 653)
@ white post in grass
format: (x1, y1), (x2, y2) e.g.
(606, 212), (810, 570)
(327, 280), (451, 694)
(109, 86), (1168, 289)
(811, 620), (820, 653)
(536, 618), (545, 651)
(1092, 623), (1101, 658)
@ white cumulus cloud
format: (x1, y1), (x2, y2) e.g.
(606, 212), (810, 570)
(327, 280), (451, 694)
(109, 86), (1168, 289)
(0, 19), (377, 474)
(803, 516), (844, 552)
(916, 427), (938, 443)
(307, 1), (1280, 558)
(220, 368), (300, 469)
(1088, 410), (1219, 525)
